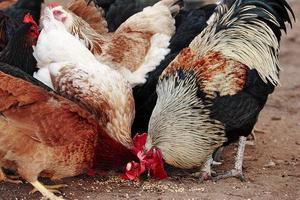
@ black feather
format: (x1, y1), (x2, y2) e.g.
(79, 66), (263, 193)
(3, 0), (44, 23)
(131, 4), (217, 135)
(0, 23), (38, 75)
(0, 62), (52, 92)
(91, 0), (159, 32)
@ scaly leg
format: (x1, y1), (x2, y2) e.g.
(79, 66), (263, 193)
(214, 136), (247, 181)
(0, 168), (23, 184)
(193, 155), (221, 182)
(29, 181), (65, 200)
(213, 146), (224, 163)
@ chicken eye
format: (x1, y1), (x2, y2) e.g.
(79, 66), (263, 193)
(53, 10), (63, 16)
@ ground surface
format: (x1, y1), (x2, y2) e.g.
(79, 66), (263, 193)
(0, 0), (300, 199)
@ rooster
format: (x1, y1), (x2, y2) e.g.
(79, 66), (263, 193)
(34, 7), (138, 171)
(0, 14), (100, 200)
(132, 1), (217, 135)
(124, 0), (295, 181)
(48, 0), (179, 87)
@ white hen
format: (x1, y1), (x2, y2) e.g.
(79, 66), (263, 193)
(33, 7), (135, 149)
(48, 0), (179, 87)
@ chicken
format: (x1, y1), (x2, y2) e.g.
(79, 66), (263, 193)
(0, 0), (43, 57)
(0, 13), (38, 74)
(0, 14), (100, 200)
(124, 0), (295, 180)
(48, 0), (178, 87)
(33, 7), (138, 170)
(3, 0), (43, 24)
(0, 0), (16, 9)
(132, 1), (217, 135)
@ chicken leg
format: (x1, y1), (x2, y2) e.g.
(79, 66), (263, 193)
(193, 155), (222, 182)
(213, 136), (247, 181)
(0, 168), (23, 184)
(29, 181), (65, 200)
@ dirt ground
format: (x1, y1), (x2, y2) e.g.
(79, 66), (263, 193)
(0, 0), (300, 199)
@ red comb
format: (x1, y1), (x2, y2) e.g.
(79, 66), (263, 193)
(145, 148), (168, 179)
(122, 133), (168, 180)
(48, 2), (60, 8)
(23, 13), (38, 27)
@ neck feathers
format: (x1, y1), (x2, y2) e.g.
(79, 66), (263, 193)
(147, 71), (225, 168)
(190, 0), (294, 85)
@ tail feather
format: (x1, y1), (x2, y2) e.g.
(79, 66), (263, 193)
(190, 0), (295, 86)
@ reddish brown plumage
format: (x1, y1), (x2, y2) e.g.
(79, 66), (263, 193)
(163, 48), (248, 96)
(103, 28), (153, 71)
(49, 62), (137, 171)
(68, 0), (109, 35)
(0, 71), (100, 182)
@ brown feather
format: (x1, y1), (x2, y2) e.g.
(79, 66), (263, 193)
(0, 71), (99, 182)
(68, 0), (108, 35)
(102, 27), (153, 72)
(0, 0), (16, 9)
(162, 48), (248, 96)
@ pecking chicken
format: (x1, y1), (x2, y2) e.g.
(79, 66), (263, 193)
(124, 0), (295, 181)
(33, 7), (138, 171)
(0, 14), (100, 200)
(48, 0), (179, 87)
(132, 1), (217, 135)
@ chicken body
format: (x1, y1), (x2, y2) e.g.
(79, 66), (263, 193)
(49, 0), (178, 87)
(132, 3), (217, 134)
(144, 0), (294, 178)
(34, 7), (136, 169)
(0, 64), (99, 200)
(0, 15), (100, 200)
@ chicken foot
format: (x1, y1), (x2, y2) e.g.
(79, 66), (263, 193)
(0, 168), (23, 184)
(192, 155), (222, 182)
(29, 181), (66, 200)
(30, 183), (67, 194)
(213, 136), (247, 181)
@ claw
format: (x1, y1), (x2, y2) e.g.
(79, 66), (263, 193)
(29, 184), (67, 194)
(29, 181), (65, 200)
(213, 169), (246, 182)
(213, 136), (247, 182)
(193, 155), (217, 182)
(198, 171), (211, 183)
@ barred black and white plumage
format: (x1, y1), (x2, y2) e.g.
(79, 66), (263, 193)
(136, 0), (295, 180)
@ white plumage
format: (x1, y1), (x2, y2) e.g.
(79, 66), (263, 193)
(33, 7), (135, 149)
